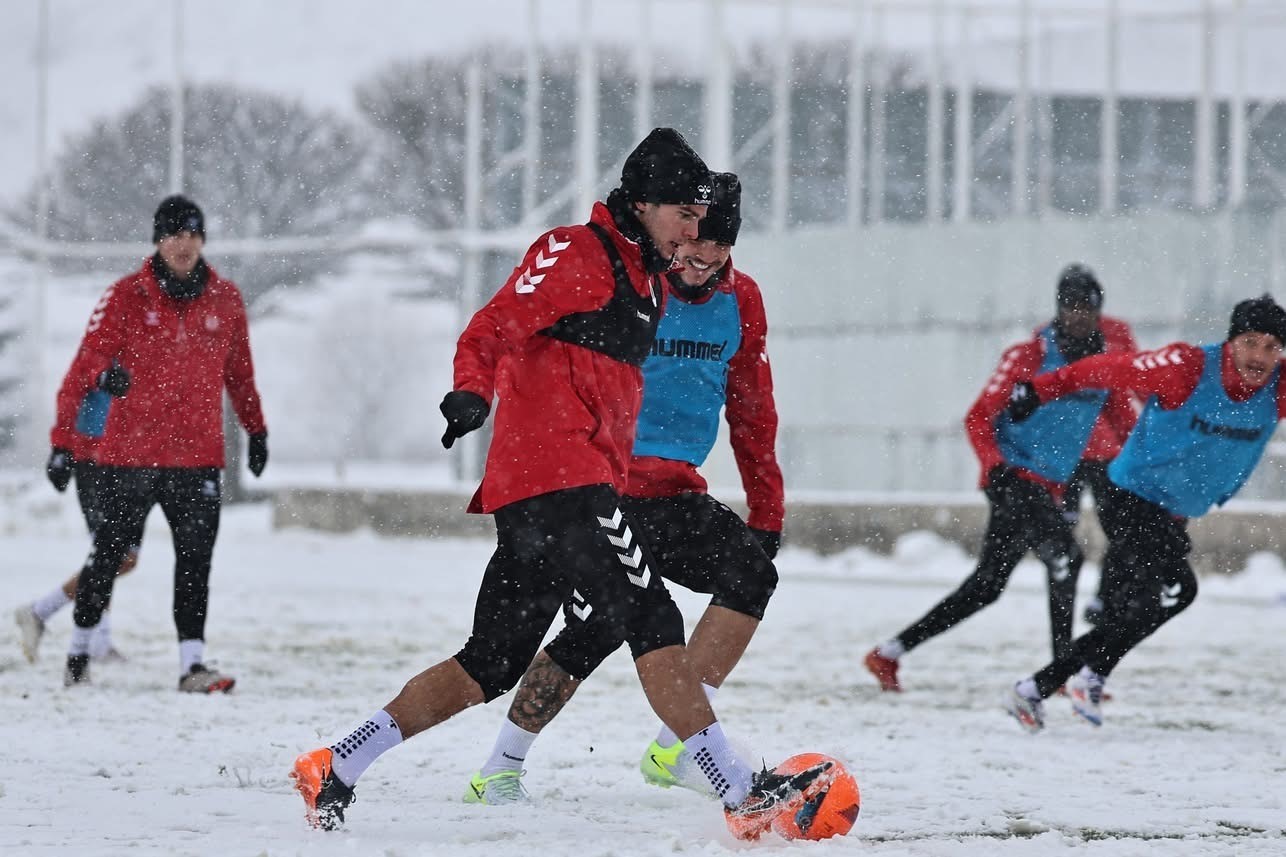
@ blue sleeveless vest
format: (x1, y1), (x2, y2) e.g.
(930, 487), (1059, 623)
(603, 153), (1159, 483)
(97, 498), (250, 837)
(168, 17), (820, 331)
(995, 326), (1108, 483)
(1110, 343), (1279, 518)
(633, 287), (742, 465)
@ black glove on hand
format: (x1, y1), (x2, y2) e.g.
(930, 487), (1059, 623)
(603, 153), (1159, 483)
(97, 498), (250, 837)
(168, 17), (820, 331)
(97, 365), (131, 397)
(247, 432), (268, 477)
(1005, 380), (1041, 423)
(749, 527), (781, 560)
(46, 447), (74, 493)
(983, 464), (1024, 506)
(440, 391), (490, 449)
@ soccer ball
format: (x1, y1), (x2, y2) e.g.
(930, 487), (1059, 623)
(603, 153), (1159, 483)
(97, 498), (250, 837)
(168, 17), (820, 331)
(769, 752), (860, 841)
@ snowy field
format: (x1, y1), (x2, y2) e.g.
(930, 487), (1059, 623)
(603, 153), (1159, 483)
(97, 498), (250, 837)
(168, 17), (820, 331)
(2, 494), (1285, 857)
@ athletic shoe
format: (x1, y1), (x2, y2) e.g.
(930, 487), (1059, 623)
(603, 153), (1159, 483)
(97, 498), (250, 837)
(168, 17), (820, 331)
(463, 770), (530, 805)
(291, 748), (356, 830)
(14, 606), (45, 663)
(178, 663), (235, 694)
(1068, 670), (1105, 727)
(1004, 683), (1045, 734)
(64, 653), (90, 687)
(724, 759), (834, 841)
(863, 648), (901, 692)
(640, 739), (684, 789)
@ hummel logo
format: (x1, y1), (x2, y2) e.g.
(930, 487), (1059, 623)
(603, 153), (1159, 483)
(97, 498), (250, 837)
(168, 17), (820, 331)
(636, 311), (651, 322)
(1160, 582), (1183, 608)
(515, 233), (572, 294)
(596, 507), (651, 587)
(471, 782), (484, 799)
(1050, 556), (1071, 582)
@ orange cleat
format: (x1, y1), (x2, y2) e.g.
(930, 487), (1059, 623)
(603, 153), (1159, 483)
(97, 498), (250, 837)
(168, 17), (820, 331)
(725, 759), (835, 841)
(863, 648), (901, 692)
(291, 747), (356, 830)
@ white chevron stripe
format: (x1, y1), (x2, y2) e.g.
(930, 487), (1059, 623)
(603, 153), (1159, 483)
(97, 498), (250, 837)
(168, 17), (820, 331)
(627, 567), (651, 588)
(616, 545), (643, 569)
(534, 250), (556, 269)
(548, 234), (571, 253)
(596, 508), (623, 529)
(606, 526), (634, 550)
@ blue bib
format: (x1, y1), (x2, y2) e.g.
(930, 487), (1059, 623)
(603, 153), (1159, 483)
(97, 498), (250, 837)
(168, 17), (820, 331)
(75, 389), (112, 438)
(633, 288), (742, 465)
(1110, 343), (1278, 517)
(995, 326), (1108, 483)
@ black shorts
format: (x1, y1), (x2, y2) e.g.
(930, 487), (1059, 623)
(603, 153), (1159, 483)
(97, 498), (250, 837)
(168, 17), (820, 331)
(453, 484), (686, 701)
(544, 492), (778, 680)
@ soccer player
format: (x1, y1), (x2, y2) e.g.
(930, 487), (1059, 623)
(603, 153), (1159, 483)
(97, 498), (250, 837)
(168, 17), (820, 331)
(49, 194), (268, 691)
(1004, 295), (1286, 731)
(864, 265), (1135, 692)
(289, 130), (828, 839)
(462, 172), (784, 804)
(14, 385), (144, 663)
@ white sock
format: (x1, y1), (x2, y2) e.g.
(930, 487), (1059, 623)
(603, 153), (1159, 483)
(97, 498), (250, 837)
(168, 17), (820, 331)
(179, 639), (204, 674)
(1016, 677), (1039, 699)
(656, 683), (719, 748)
(329, 709), (404, 787)
(681, 721), (754, 808)
(876, 639), (906, 660)
(32, 589), (72, 623)
(480, 719), (539, 776)
(68, 625), (93, 657)
(88, 611), (113, 658)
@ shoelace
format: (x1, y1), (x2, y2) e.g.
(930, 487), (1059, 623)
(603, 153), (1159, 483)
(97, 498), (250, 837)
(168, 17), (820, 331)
(488, 771), (528, 802)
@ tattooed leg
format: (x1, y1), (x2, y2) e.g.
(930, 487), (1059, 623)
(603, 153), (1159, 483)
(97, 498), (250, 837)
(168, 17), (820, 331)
(506, 649), (583, 733)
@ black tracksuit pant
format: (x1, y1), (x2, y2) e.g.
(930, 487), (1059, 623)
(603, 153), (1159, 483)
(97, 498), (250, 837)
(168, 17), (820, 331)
(72, 466), (222, 642)
(897, 476), (1082, 662)
(1062, 459), (1126, 611)
(1033, 484), (1198, 698)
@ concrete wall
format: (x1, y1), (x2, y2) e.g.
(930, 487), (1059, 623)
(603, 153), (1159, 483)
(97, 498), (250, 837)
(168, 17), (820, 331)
(273, 487), (1285, 576)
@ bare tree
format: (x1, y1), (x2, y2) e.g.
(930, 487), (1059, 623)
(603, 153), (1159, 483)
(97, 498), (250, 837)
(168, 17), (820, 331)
(10, 83), (376, 307)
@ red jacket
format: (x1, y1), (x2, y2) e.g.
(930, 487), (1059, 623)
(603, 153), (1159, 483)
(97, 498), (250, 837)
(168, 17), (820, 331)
(965, 331), (1136, 493)
(626, 262), (785, 531)
(454, 202), (663, 513)
(51, 257), (266, 468)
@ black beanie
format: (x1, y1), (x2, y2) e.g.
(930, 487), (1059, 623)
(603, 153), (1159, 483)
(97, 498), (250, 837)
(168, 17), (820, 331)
(619, 128), (713, 207)
(697, 172), (742, 245)
(1228, 294), (1286, 345)
(1056, 263), (1103, 310)
(153, 194), (206, 243)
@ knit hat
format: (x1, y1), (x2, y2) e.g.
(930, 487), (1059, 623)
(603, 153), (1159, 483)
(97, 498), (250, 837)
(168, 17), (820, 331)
(1056, 263), (1103, 310)
(697, 172), (742, 245)
(1228, 294), (1286, 345)
(153, 194), (205, 243)
(619, 128), (713, 207)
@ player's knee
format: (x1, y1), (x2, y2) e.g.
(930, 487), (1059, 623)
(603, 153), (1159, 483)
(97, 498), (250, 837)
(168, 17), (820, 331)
(454, 642), (533, 702)
(711, 557), (778, 620)
(624, 597), (686, 661)
(544, 634), (618, 681)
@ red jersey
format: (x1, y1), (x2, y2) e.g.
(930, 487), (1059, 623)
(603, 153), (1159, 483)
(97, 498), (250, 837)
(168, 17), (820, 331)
(454, 202), (665, 513)
(51, 257), (265, 468)
(625, 262), (785, 531)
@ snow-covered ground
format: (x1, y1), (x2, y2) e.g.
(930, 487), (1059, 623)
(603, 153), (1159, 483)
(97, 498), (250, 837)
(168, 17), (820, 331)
(2, 492), (1285, 856)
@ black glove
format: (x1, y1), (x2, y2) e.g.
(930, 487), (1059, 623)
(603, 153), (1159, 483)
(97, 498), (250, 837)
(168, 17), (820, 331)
(247, 432), (268, 477)
(97, 365), (131, 397)
(749, 527), (781, 560)
(440, 391), (490, 449)
(983, 464), (1024, 506)
(46, 447), (74, 493)
(1005, 380), (1041, 423)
